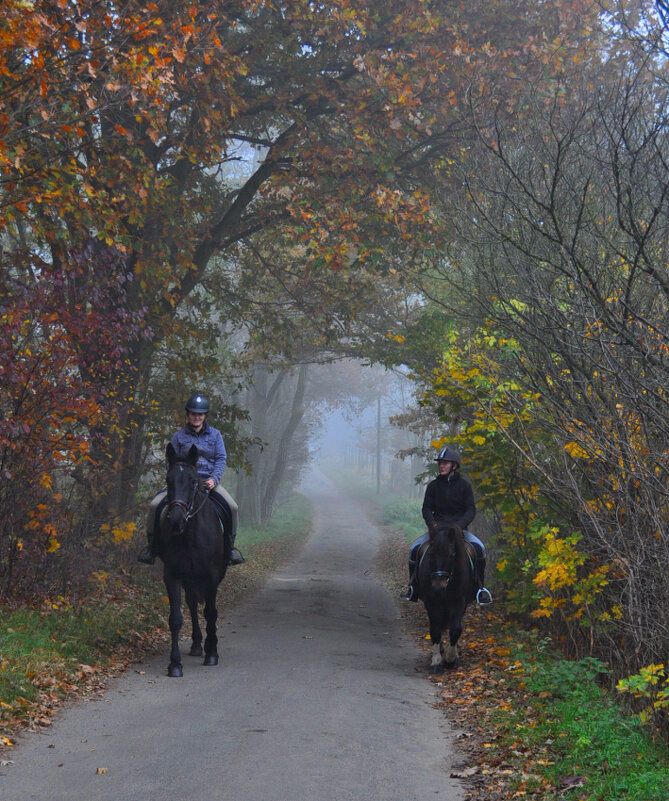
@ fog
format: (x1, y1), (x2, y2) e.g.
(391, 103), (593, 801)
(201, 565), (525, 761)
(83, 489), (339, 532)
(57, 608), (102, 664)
(307, 362), (429, 499)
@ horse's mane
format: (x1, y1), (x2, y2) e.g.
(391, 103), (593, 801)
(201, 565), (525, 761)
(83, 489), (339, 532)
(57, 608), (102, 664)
(431, 522), (465, 548)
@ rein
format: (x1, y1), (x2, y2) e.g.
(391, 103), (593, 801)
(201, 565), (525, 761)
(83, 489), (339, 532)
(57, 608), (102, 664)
(167, 489), (210, 523)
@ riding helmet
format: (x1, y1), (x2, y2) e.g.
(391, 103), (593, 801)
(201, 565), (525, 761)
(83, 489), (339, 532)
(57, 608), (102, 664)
(185, 394), (210, 414)
(435, 446), (461, 466)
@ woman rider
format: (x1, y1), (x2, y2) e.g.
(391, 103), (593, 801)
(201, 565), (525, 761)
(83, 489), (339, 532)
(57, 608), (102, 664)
(400, 446), (492, 605)
(138, 393), (244, 566)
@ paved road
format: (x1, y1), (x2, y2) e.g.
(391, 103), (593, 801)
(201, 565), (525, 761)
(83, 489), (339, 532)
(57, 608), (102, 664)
(0, 472), (464, 801)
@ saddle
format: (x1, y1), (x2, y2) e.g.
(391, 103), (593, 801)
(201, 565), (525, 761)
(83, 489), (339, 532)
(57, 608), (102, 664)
(464, 540), (478, 569)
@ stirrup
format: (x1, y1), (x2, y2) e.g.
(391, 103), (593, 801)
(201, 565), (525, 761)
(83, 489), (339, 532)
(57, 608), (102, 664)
(229, 548), (245, 566)
(476, 587), (493, 606)
(399, 584), (415, 601)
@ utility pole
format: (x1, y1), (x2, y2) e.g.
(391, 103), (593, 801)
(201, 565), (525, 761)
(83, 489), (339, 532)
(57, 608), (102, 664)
(376, 394), (381, 494)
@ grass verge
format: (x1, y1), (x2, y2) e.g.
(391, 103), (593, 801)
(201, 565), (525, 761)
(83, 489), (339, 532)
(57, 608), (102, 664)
(0, 493), (313, 749)
(334, 465), (669, 801)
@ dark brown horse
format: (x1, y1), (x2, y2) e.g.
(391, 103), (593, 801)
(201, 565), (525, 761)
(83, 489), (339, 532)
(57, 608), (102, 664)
(156, 443), (230, 677)
(415, 523), (477, 673)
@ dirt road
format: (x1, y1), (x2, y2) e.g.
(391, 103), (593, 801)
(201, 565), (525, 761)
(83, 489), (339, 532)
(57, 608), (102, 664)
(0, 472), (464, 801)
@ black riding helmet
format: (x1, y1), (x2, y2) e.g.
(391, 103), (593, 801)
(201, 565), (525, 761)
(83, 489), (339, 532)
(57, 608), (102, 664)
(185, 394), (210, 414)
(435, 446), (461, 467)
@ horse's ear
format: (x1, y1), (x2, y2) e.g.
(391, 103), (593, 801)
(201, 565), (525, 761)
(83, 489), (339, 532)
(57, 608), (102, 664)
(187, 444), (199, 464)
(166, 442), (176, 464)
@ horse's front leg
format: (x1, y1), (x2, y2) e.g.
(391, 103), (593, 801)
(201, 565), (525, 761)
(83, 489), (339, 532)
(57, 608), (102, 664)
(185, 588), (203, 657)
(164, 574), (184, 677)
(202, 587), (219, 666)
(444, 601), (466, 668)
(426, 604), (446, 674)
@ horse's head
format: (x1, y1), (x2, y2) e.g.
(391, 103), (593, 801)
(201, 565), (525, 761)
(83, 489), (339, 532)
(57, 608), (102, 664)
(165, 443), (199, 535)
(427, 524), (463, 595)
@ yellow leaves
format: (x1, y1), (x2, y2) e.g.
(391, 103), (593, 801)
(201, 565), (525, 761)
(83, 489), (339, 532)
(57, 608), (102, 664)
(46, 537), (60, 553)
(564, 440), (590, 459)
(100, 521), (136, 545)
(90, 570), (108, 586)
(531, 527), (615, 623)
(599, 604), (623, 622)
(617, 664), (669, 723)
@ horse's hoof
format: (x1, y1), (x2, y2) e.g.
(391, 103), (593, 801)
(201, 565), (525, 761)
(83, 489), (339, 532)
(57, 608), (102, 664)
(167, 664), (183, 677)
(444, 660), (459, 670)
(429, 664), (444, 675)
(203, 654), (219, 666)
(189, 645), (203, 657)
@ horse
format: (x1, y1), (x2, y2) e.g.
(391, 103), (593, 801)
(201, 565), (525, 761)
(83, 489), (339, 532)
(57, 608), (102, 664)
(155, 442), (231, 677)
(415, 523), (477, 673)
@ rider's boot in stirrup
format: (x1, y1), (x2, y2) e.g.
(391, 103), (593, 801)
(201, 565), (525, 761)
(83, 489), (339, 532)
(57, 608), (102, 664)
(137, 532), (156, 565)
(475, 558), (493, 606)
(399, 564), (418, 602)
(229, 547), (245, 566)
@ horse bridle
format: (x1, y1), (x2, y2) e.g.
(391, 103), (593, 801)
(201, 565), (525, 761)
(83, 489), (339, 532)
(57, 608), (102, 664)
(418, 545), (454, 583)
(166, 464), (210, 525)
(431, 567), (453, 581)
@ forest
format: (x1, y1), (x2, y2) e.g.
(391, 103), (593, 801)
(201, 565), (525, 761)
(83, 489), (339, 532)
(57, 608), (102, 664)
(0, 0), (667, 736)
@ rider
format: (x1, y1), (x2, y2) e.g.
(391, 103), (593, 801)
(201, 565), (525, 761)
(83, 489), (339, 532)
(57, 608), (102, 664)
(400, 446), (492, 606)
(137, 393), (244, 566)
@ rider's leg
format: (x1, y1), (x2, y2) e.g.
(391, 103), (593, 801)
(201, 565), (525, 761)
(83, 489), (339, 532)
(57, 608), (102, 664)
(399, 533), (428, 601)
(212, 485), (244, 565)
(463, 530), (492, 605)
(138, 490), (167, 564)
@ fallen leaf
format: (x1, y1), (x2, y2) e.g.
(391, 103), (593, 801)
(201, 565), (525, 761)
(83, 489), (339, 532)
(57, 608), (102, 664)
(560, 776), (587, 789)
(450, 766), (480, 778)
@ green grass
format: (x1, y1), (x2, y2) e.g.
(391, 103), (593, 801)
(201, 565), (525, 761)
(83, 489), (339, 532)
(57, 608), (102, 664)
(0, 579), (164, 711)
(497, 631), (669, 800)
(237, 493), (313, 550)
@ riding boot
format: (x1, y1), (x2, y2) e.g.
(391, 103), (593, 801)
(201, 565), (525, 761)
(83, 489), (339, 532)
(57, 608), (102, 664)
(399, 563), (419, 602)
(229, 547), (245, 566)
(475, 558), (493, 605)
(137, 531), (156, 565)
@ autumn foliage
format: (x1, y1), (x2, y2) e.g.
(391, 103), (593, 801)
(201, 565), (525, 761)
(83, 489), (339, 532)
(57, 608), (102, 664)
(0, 0), (559, 597)
(1, 0), (666, 740)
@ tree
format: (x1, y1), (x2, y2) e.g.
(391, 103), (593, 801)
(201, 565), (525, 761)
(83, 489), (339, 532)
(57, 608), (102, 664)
(0, 0), (606, 596)
(401, 22), (669, 706)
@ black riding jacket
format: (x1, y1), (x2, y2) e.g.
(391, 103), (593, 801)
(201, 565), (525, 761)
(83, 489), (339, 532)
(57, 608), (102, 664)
(421, 472), (476, 530)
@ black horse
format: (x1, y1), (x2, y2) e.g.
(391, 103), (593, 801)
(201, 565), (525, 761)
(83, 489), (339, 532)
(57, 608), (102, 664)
(415, 523), (477, 673)
(155, 443), (231, 677)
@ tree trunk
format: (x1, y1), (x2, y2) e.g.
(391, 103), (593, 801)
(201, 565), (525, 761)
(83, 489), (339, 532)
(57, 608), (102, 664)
(235, 364), (309, 527)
